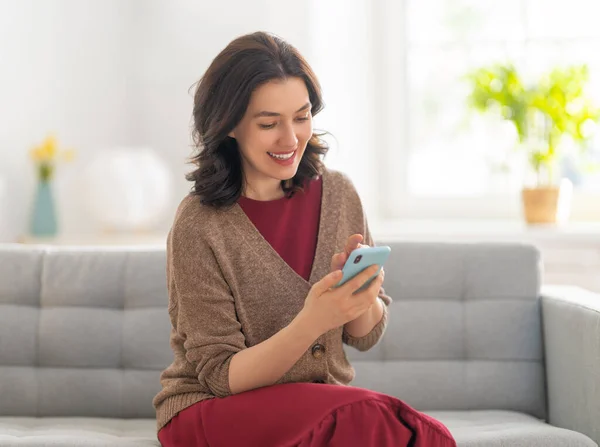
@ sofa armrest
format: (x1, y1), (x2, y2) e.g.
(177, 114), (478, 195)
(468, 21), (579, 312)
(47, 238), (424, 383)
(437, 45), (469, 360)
(541, 285), (600, 444)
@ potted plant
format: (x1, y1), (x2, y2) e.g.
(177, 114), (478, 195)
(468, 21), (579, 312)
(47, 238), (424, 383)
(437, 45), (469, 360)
(465, 63), (600, 224)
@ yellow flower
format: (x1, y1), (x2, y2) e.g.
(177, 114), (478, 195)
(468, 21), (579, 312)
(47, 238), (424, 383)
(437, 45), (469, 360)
(30, 146), (47, 162)
(29, 134), (76, 167)
(41, 135), (57, 159)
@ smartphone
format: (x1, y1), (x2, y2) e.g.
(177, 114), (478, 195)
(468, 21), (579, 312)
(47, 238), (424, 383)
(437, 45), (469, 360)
(334, 245), (391, 293)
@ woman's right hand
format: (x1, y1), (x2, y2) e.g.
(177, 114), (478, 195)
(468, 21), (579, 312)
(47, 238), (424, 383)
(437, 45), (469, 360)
(297, 264), (383, 338)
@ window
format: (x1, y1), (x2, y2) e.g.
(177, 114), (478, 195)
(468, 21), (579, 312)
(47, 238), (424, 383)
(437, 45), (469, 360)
(378, 0), (600, 220)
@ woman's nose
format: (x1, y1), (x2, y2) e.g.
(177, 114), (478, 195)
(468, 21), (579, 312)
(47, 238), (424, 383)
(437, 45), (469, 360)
(280, 124), (298, 147)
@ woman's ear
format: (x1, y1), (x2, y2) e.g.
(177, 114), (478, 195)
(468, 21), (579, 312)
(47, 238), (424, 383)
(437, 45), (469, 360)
(228, 130), (236, 139)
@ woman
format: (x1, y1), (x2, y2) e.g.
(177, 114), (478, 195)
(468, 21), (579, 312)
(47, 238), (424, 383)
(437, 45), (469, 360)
(153, 31), (456, 447)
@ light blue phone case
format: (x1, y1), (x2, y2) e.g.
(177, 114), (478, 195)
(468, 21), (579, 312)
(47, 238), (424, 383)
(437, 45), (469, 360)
(334, 246), (391, 292)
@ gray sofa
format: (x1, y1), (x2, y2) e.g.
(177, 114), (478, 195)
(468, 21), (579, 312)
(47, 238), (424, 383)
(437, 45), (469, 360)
(0, 242), (598, 446)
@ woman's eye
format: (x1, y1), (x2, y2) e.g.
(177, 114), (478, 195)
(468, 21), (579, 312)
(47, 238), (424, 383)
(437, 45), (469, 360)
(259, 116), (309, 129)
(259, 123), (276, 129)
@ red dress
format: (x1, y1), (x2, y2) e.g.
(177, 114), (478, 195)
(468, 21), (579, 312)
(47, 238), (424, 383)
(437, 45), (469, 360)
(158, 177), (456, 447)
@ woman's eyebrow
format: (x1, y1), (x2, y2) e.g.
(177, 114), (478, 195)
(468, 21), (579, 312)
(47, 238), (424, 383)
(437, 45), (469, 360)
(252, 102), (312, 118)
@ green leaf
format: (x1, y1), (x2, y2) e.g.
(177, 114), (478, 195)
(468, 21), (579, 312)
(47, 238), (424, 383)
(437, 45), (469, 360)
(465, 62), (600, 185)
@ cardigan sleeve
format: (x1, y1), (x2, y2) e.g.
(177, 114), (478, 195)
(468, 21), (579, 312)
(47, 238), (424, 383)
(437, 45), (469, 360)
(167, 203), (246, 397)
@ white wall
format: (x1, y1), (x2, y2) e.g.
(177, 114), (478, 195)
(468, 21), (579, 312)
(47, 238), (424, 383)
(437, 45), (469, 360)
(0, 0), (376, 242)
(0, 0), (134, 240)
(308, 0), (379, 221)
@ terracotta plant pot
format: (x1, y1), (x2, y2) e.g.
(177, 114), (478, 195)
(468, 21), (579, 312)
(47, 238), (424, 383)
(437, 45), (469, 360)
(521, 181), (572, 224)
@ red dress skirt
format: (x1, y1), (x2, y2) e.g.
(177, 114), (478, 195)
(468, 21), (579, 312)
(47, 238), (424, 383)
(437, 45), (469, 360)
(158, 382), (456, 447)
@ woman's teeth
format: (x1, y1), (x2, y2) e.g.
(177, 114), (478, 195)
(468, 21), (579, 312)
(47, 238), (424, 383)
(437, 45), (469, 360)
(268, 151), (295, 160)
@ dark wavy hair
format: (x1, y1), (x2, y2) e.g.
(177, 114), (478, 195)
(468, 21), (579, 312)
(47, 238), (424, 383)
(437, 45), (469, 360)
(186, 31), (329, 208)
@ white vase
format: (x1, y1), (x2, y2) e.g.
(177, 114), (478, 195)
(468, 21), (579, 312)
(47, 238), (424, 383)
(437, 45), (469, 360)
(83, 148), (173, 232)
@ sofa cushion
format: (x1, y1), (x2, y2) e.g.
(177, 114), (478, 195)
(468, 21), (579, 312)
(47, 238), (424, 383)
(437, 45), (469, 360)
(1, 411), (596, 447)
(346, 242), (547, 420)
(427, 410), (597, 446)
(0, 248), (171, 418)
(0, 417), (159, 446)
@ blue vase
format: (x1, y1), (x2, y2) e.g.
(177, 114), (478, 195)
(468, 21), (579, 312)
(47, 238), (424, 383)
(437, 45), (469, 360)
(30, 180), (58, 237)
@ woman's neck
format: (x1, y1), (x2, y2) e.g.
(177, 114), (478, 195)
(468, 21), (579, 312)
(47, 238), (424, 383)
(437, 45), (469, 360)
(242, 177), (285, 201)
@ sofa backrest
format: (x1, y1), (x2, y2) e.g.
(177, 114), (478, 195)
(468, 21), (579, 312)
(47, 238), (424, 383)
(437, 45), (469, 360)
(0, 246), (171, 418)
(0, 242), (545, 420)
(347, 241), (546, 420)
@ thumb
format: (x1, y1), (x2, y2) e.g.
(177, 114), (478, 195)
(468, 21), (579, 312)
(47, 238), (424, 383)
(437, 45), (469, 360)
(314, 270), (343, 295)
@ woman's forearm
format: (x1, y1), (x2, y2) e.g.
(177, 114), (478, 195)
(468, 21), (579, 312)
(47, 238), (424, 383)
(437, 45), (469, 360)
(228, 312), (319, 395)
(344, 298), (384, 338)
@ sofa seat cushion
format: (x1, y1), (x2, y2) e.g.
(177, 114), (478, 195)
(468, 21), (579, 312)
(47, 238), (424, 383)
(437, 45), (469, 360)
(0, 412), (597, 447)
(427, 410), (597, 447)
(0, 417), (159, 446)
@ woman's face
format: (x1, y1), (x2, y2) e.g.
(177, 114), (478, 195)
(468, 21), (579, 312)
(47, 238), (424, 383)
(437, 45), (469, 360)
(230, 77), (313, 196)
